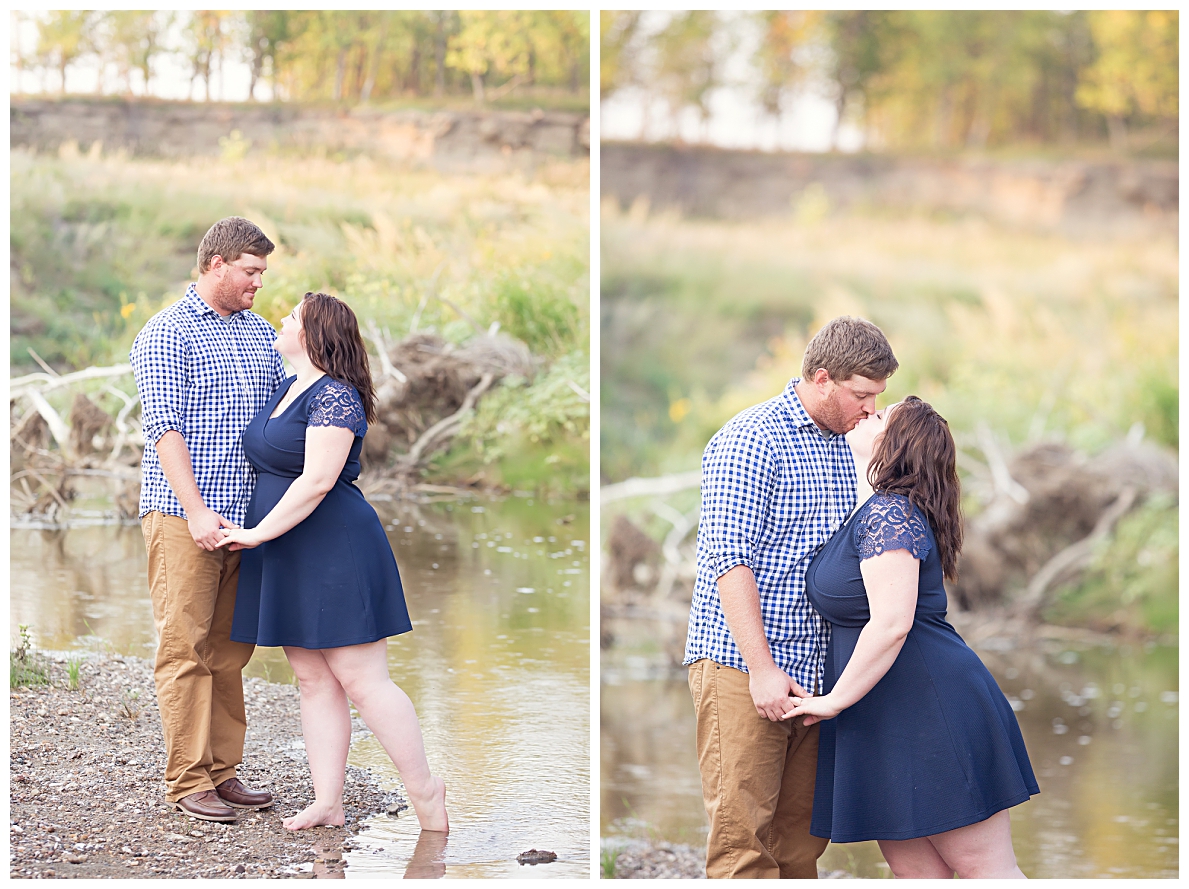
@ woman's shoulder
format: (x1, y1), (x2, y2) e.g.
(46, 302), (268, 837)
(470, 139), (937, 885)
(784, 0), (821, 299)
(308, 377), (366, 432)
(853, 491), (932, 560)
(314, 376), (360, 401)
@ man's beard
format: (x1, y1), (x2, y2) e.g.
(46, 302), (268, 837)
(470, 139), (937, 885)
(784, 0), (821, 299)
(815, 391), (853, 434)
(211, 276), (248, 315)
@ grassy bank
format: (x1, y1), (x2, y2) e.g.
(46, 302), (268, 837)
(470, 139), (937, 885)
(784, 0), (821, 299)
(11, 148), (589, 495)
(601, 199), (1177, 634)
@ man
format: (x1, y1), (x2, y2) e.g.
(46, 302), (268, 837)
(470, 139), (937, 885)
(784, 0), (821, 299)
(684, 316), (898, 878)
(130, 217), (287, 822)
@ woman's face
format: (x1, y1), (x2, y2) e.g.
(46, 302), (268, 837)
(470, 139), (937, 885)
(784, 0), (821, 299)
(274, 300), (306, 360)
(847, 401), (900, 460)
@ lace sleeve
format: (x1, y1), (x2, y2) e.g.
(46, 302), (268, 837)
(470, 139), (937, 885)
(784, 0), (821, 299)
(308, 379), (366, 436)
(854, 493), (932, 561)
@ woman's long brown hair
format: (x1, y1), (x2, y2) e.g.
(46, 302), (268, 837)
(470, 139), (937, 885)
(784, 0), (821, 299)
(868, 395), (962, 580)
(299, 292), (377, 424)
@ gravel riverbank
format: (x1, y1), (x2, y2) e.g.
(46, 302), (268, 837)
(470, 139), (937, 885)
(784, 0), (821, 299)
(10, 652), (407, 879)
(600, 838), (856, 879)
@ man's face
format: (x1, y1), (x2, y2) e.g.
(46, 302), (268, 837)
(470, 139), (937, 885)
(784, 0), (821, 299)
(210, 253), (267, 315)
(815, 373), (887, 434)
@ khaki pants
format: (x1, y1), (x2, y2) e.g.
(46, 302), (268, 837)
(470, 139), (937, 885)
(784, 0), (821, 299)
(141, 512), (255, 802)
(689, 659), (829, 878)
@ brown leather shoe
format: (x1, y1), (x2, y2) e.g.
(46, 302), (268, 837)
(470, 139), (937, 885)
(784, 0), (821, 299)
(216, 777), (274, 810)
(171, 790), (237, 822)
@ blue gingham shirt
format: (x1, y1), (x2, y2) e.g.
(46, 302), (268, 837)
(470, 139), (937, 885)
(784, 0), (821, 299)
(131, 284), (286, 526)
(683, 378), (857, 693)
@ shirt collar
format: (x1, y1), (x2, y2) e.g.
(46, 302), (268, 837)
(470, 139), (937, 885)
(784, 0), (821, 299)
(184, 282), (240, 322)
(782, 377), (839, 439)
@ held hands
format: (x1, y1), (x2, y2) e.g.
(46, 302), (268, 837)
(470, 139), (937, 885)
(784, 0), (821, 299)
(780, 693), (841, 727)
(215, 527), (265, 551)
(749, 665), (813, 722)
(188, 507), (239, 551)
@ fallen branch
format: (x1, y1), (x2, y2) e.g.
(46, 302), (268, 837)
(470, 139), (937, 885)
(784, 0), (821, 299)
(395, 372), (495, 470)
(1016, 485), (1138, 615)
(363, 319), (408, 384)
(11, 363), (133, 396)
(602, 470), (701, 504)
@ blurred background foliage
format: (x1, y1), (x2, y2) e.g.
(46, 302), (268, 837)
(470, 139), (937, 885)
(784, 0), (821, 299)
(600, 9), (1176, 636)
(13, 10), (589, 111)
(11, 128), (589, 496)
(601, 10), (1176, 153)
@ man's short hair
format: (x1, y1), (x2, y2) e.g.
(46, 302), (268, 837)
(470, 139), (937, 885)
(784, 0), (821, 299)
(801, 315), (898, 383)
(197, 217), (275, 274)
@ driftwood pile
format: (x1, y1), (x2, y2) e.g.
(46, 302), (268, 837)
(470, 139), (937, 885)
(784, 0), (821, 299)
(10, 329), (536, 524)
(602, 433), (1178, 639)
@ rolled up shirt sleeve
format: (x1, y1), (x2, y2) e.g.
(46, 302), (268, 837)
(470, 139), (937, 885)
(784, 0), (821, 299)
(131, 320), (188, 446)
(699, 426), (776, 580)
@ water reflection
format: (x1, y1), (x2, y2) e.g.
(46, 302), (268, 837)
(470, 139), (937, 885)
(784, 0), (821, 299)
(601, 617), (1177, 879)
(10, 496), (590, 879)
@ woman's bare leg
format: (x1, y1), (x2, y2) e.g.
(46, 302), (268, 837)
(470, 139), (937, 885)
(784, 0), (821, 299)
(324, 640), (449, 832)
(878, 837), (956, 878)
(283, 646), (352, 830)
(929, 809), (1026, 878)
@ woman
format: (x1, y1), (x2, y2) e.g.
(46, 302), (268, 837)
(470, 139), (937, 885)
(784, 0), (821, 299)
(782, 396), (1037, 878)
(217, 292), (448, 834)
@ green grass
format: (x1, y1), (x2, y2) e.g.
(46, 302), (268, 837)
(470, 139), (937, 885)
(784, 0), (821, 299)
(1045, 494), (1179, 635)
(601, 202), (1177, 480)
(10, 625), (50, 689)
(11, 148), (590, 494)
(601, 199), (1177, 635)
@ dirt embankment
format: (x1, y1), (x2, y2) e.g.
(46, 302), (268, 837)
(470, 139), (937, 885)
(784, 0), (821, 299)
(602, 141), (1177, 235)
(10, 652), (405, 879)
(10, 97), (589, 172)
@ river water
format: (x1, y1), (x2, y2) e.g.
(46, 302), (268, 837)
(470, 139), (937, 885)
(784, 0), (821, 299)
(601, 616), (1178, 879)
(10, 495), (591, 879)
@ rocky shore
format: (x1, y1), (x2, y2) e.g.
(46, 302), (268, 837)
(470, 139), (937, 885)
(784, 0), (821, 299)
(10, 652), (407, 879)
(601, 838), (855, 879)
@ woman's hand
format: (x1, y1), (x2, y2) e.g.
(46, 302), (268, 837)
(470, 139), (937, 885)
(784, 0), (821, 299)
(215, 527), (265, 551)
(780, 693), (842, 726)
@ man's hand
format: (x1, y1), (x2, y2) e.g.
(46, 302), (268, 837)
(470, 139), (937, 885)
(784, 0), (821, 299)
(749, 664), (810, 722)
(187, 506), (239, 551)
(780, 693), (840, 727)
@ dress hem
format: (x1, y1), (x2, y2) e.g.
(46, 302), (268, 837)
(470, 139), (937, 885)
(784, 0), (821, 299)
(229, 626), (412, 649)
(810, 788), (1039, 843)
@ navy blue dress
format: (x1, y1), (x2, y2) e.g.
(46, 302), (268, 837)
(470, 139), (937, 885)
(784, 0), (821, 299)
(230, 375), (412, 649)
(805, 491), (1038, 842)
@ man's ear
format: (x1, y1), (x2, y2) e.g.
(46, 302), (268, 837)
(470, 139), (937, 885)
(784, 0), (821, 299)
(812, 368), (833, 388)
(208, 254), (226, 274)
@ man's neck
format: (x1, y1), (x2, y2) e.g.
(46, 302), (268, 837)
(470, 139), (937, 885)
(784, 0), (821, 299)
(793, 379), (831, 435)
(193, 277), (232, 317)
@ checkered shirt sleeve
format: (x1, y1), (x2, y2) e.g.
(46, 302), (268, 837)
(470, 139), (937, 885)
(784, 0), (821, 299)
(131, 285), (285, 526)
(683, 379), (857, 693)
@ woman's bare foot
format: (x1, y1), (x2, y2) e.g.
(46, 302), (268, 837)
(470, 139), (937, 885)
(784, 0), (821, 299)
(282, 800), (345, 831)
(409, 775), (449, 833)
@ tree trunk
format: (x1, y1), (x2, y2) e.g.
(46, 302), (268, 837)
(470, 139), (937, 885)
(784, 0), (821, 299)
(1107, 114), (1129, 153)
(434, 19), (446, 96)
(470, 71), (485, 105)
(333, 48), (347, 102)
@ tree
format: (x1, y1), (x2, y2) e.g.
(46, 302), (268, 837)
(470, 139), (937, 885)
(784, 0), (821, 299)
(753, 11), (823, 118)
(97, 11), (170, 96)
(182, 11), (233, 101)
(37, 11), (95, 94)
(447, 10), (535, 104)
(651, 11), (723, 136)
(600, 11), (641, 98)
(1076, 10), (1178, 150)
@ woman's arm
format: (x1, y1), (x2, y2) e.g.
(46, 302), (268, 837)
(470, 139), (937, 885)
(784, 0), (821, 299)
(781, 547), (919, 725)
(215, 424), (355, 550)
